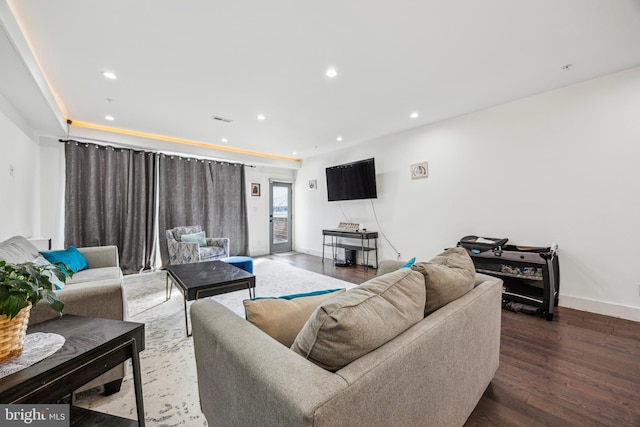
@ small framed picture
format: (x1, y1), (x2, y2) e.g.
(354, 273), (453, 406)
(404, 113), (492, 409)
(308, 179), (317, 191)
(251, 183), (261, 196)
(410, 161), (428, 179)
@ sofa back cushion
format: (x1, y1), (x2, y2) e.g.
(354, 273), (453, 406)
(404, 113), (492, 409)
(291, 268), (425, 371)
(411, 247), (476, 316)
(243, 289), (346, 347)
(0, 236), (40, 264)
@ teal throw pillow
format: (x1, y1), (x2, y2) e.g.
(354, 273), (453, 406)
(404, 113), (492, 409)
(181, 231), (207, 247)
(33, 256), (66, 290)
(400, 257), (416, 269)
(251, 288), (344, 302)
(40, 246), (88, 276)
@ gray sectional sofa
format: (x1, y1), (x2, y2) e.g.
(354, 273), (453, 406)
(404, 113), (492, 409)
(191, 250), (503, 427)
(0, 235), (127, 393)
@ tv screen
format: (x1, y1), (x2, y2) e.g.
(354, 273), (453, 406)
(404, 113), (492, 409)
(326, 158), (377, 201)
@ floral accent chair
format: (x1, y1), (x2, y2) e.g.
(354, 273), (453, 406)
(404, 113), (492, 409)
(166, 225), (230, 265)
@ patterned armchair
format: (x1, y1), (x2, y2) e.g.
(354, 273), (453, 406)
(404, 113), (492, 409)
(166, 225), (230, 265)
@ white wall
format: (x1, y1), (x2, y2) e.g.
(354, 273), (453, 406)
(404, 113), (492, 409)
(0, 94), (40, 241)
(38, 137), (65, 248)
(245, 165), (296, 256)
(295, 66), (640, 321)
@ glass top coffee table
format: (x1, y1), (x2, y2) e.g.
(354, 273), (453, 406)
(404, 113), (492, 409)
(166, 260), (256, 336)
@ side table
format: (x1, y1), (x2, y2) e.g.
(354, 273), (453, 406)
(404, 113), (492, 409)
(0, 315), (146, 426)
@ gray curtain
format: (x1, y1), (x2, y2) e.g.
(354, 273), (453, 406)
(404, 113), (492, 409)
(64, 141), (157, 274)
(157, 155), (249, 267)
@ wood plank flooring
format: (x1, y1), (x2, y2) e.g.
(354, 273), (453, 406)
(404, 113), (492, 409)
(264, 252), (640, 427)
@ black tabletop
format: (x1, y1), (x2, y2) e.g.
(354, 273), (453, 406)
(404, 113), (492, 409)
(166, 260), (255, 291)
(0, 315), (145, 402)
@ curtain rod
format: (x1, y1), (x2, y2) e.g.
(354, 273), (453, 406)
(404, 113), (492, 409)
(58, 138), (256, 168)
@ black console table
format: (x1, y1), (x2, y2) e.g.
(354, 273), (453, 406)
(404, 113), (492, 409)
(322, 229), (378, 271)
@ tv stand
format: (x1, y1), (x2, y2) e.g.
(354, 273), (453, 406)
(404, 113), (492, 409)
(322, 229), (378, 271)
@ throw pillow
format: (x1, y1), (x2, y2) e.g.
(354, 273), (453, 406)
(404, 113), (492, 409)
(244, 289), (345, 347)
(33, 256), (66, 290)
(40, 246), (89, 276)
(400, 257), (416, 269)
(181, 231), (207, 247)
(291, 268), (425, 371)
(411, 247), (476, 316)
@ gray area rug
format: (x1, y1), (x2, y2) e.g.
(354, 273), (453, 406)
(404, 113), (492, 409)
(74, 258), (354, 426)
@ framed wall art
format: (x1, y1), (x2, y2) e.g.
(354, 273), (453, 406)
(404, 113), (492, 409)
(251, 183), (261, 196)
(410, 161), (428, 179)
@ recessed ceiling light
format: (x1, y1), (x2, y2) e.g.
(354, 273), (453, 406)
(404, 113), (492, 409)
(102, 71), (117, 80)
(336, 136), (343, 141)
(105, 115), (115, 121)
(221, 138), (228, 143)
(410, 112), (419, 119)
(326, 68), (338, 78)
(292, 152), (297, 155)
(257, 114), (266, 121)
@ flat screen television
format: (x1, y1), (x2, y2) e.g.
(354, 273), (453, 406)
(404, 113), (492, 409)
(326, 158), (377, 201)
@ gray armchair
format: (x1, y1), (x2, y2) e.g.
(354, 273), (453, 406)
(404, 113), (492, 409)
(166, 225), (229, 265)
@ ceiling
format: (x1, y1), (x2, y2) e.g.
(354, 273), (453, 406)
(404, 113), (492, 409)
(2, 0), (640, 164)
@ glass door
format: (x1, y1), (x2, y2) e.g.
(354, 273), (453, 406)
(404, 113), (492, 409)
(269, 182), (293, 253)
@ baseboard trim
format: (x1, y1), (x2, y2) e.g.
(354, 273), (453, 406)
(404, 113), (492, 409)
(560, 295), (640, 322)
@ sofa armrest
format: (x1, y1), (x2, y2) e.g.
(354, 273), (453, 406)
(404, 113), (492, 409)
(191, 299), (347, 427)
(376, 259), (405, 276)
(76, 245), (120, 269)
(29, 281), (125, 325)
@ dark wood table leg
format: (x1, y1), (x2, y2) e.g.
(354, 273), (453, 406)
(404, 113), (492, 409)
(129, 338), (145, 426)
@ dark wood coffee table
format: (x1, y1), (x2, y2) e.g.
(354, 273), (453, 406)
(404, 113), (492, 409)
(166, 260), (256, 336)
(0, 315), (145, 426)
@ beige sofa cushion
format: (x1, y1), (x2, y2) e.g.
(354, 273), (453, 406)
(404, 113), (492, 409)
(0, 236), (40, 263)
(243, 289), (345, 347)
(66, 266), (122, 285)
(291, 268), (425, 371)
(411, 247), (476, 315)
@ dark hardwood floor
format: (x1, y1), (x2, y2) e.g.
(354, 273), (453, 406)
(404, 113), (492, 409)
(264, 252), (640, 427)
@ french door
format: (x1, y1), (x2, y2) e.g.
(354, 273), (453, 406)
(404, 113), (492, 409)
(269, 182), (293, 253)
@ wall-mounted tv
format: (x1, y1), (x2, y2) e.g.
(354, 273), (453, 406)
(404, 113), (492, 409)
(326, 158), (377, 202)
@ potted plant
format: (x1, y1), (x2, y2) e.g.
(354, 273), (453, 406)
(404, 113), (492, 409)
(0, 260), (69, 363)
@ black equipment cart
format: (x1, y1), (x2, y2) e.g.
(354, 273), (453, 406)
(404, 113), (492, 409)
(459, 239), (559, 321)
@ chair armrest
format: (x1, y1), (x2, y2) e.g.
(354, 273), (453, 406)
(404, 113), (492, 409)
(168, 239), (199, 264)
(76, 246), (120, 269)
(205, 237), (229, 255)
(191, 299), (346, 426)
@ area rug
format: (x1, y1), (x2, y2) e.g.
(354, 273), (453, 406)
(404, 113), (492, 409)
(73, 258), (354, 426)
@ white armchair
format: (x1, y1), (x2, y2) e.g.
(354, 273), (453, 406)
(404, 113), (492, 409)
(166, 225), (229, 265)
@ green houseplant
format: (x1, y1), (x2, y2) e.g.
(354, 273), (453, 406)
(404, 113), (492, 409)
(0, 260), (69, 363)
(0, 260), (67, 319)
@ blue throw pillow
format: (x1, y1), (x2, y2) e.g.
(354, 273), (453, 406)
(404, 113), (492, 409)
(40, 246), (89, 275)
(33, 256), (66, 290)
(249, 288), (344, 302)
(400, 257), (416, 269)
(181, 231), (207, 247)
